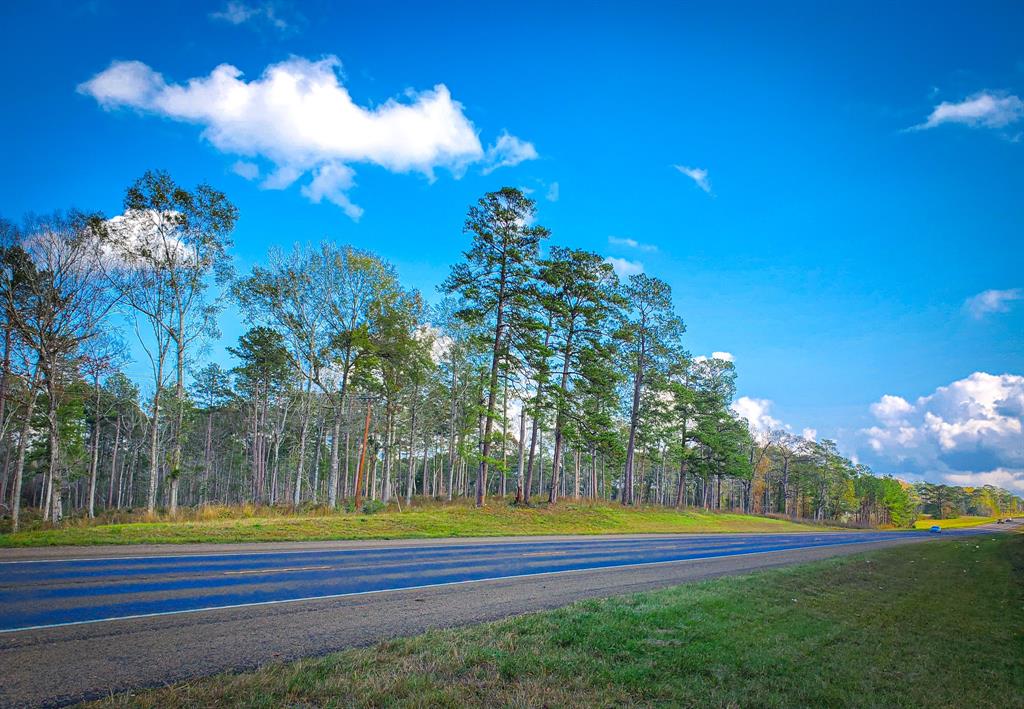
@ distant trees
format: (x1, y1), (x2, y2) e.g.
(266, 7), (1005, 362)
(2, 176), (1022, 530)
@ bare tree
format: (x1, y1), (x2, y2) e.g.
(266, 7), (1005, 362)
(99, 171), (236, 514)
(0, 213), (114, 524)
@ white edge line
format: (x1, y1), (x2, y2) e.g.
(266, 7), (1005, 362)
(0, 536), (918, 635)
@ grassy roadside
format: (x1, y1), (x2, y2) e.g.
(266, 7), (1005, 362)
(89, 532), (1023, 708)
(913, 514), (1001, 530)
(0, 500), (832, 548)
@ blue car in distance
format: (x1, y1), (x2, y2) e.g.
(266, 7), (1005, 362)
(929, 525), (942, 533)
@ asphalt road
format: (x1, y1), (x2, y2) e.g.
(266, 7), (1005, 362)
(0, 527), (1000, 707)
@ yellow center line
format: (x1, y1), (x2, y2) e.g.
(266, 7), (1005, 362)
(224, 565), (331, 576)
(520, 551), (570, 557)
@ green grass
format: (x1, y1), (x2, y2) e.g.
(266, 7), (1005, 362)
(88, 532), (1024, 708)
(913, 514), (999, 529)
(0, 499), (830, 547)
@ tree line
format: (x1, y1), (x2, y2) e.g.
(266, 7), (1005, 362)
(1, 173), (1021, 532)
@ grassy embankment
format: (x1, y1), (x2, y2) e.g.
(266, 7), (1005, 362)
(90, 531), (1023, 708)
(913, 514), (1000, 530)
(0, 499), (833, 548)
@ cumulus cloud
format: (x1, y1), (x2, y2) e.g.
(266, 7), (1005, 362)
(801, 428), (818, 442)
(912, 91), (1024, 131)
(870, 394), (915, 424)
(78, 56), (536, 218)
(99, 210), (192, 268)
(481, 131), (538, 175)
(963, 288), (1023, 319)
(693, 351), (734, 363)
(210, 2), (291, 32)
(608, 235), (657, 253)
(604, 257), (643, 278)
(231, 160), (260, 180)
(673, 164), (711, 194)
(300, 162), (363, 220)
(945, 468), (1024, 492)
(731, 396), (783, 434)
(858, 372), (1024, 492)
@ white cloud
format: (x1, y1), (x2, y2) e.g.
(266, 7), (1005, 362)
(801, 427), (818, 442)
(231, 160), (260, 180)
(546, 181), (559, 202)
(858, 372), (1024, 492)
(869, 394), (914, 424)
(608, 235), (657, 253)
(963, 288), (1023, 319)
(604, 257), (643, 278)
(673, 164), (711, 194)
(693, 351), (734, 364)
(78, 57), (534, 218)
(100, 210), (192, 268)
(481, 131), (539, 175)
(912, 91), (1024, 131)
(77, 59), (165, 107)
(210, 2), (290, 32)
(945, 468), (1024, 492)
(300, 162), (363, 220)
(261, 165), (303, 191)
(732, 396), (783, 434)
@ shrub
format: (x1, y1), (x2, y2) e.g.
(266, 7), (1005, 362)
(362, 499), (386, 515)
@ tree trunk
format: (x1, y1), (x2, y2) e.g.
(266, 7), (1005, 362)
(514, 409), (526, 504)
(622, 339), (646, 505)
(328, 398), (342, 508)
(343, 397), (352, 500)
(168, 477), (179, 516)
(445, 366), (457, 502)
(46, 377), (62, 524)
(477, 257), (511, 508)
(381, 407), (394, 504)
(170, 315), (186, 518)
(405, 398), (418, 506)
(573, 449), (580, 499)
(202, 410), (214, 505)
(523, 410), (541, 505)
(107, 415), (121, 509)
(353, 400), (372, 511)
(10, 367), (40, 533)
(293, 376), (313, 507)
(675, 418), (688, 508)
(548, 342), (572, 504)
(87, 373), (102, 518)
(147, 354), (164, 514)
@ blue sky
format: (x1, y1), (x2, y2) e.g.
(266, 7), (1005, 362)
(2, 1), (1022, 489)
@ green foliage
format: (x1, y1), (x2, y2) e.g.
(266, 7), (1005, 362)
(361, 499), (387, 515)
(5, 179), (1022, 529)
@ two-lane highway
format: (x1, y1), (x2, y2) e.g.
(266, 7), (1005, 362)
(0, 528), (998, 706)
(0, 530), (953, 633)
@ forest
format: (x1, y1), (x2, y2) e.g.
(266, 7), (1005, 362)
(1, 171), (1021, 533)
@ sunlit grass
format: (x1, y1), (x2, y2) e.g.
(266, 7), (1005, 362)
(913, 514), (1000, 529)
(0, 497), (832, 547)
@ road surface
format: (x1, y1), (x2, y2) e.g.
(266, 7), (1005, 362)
(0, 527), (999, 706)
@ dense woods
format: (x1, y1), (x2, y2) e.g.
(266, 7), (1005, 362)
(1, 173), (1021, 533)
